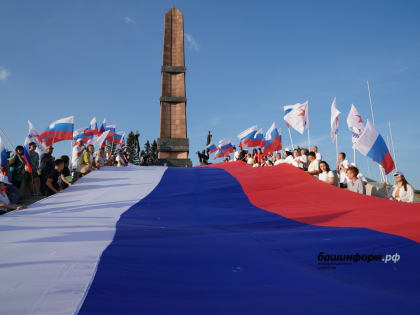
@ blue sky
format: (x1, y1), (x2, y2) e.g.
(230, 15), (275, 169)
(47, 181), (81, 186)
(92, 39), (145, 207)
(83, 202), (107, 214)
(1, 1), (419, 187)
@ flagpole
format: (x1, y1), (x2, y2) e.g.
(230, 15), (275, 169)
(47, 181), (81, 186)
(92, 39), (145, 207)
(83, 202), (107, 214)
(367, 80), (385, 182)
(366, 158), (372, 179)
(287, 127), (294, 150)
(335, 134), (339, 164)
(388, 121), (398, 170)
(353, 147), (356, 165)
(307, 104), (311, 149)
(0, 127), (15, 149)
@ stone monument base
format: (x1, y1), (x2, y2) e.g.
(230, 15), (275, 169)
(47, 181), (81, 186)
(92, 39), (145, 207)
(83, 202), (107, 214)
(157, 158), (192, 167)
(157, 138), (192, 167)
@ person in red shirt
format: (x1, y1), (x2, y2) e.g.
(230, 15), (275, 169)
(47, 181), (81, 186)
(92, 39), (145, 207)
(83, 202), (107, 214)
(254, 148), (264, 165)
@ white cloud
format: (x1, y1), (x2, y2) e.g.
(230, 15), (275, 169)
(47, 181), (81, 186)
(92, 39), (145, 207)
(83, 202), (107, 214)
(185, 33), (199, 51)
(0, 67), (10, 81)
(124, 17), (135, 24)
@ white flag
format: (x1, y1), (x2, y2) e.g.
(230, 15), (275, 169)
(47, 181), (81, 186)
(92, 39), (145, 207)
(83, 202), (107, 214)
(330, 97), (341, 143)
(26, 120), (46, 155)
(283, 101), (309, 134)
(87, 130), (110, 148)
(346, 104), (364, 143)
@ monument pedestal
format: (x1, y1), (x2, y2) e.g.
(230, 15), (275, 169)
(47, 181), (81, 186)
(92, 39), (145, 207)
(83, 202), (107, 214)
(157, 138), (192, 167)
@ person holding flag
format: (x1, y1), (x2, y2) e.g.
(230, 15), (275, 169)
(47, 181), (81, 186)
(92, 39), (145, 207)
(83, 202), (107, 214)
(25, 142), (41, 196)
(8, 145), (28, 190)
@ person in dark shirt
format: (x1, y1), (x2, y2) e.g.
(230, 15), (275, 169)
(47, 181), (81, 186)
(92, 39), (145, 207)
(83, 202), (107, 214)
(46, 158), (64, 196)
(59, 155), (72, 190)
(8, 146), (26, 189)
(40, 146), (55, 195)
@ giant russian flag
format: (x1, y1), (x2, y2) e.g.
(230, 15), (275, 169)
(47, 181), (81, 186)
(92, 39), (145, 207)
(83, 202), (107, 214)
(263, 122), (282, 154)
(39, 116), (74, 146)
(1, 164), (420, 314)
(354, 120), (395, 174)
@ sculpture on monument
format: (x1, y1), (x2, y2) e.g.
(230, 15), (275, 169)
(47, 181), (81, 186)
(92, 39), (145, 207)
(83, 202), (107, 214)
(157, 7), (192, 167)
(206, 131), (212, 146)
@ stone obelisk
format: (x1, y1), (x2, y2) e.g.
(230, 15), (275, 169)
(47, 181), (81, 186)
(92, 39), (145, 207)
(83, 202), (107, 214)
(157, 7), (192, 167)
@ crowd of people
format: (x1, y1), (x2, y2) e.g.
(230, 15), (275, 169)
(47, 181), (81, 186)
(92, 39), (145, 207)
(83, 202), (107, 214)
(0, 140), (416, 213)
(0, 139), (132, 213)
(223, 145), (415, 203)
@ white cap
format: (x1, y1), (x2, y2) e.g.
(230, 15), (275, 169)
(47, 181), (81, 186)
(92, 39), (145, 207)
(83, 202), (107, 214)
(284, 148), (291, 152)
(76, 138), (83, 143)
(393, 171), (404, 177)
(0, 175), (11, 185)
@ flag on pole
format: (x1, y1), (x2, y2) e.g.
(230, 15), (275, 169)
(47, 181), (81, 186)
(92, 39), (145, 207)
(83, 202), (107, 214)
(283, 101), (309, 135)
(354, 120), (395, 174)
(87, 131), (110, 149)
(346, 104), (364, 143)
(247, 128), (266, 148)
(330, 97), (341, 143)
(263, 123), (282, 154)
(99, 118), (107, 134)
(105, 124), (116, 142)
(218, 139), (234, 155)
(22, 140), (33, 174)
(73, 128), (90, 143)
(39, 116), (74, 146)
(0, 135), (8, 168)
(214, 149), (225, 159)
(85, 117), (98, 136)
(283, 105), (295, 128)
(237, 125), (258, 147)
(110, 131), (125, 146)
(206, 143), (217, 154)
(27, 121), (46, 155)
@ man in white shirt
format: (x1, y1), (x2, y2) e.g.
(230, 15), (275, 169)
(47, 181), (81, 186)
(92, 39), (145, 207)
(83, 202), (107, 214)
(246, 153), (254, 165)
(72, 139), (86, 177)
(336, 152), (349, 188)
(312, 146), (322, 161)
(273, 152), (283, 166)
(232, 147), (240, 161)
(307, 152), (320, 176)
(299, 148), (308, 170)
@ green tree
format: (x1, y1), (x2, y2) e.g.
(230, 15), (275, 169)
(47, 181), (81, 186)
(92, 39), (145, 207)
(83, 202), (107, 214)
(126, 131), (139, 165)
